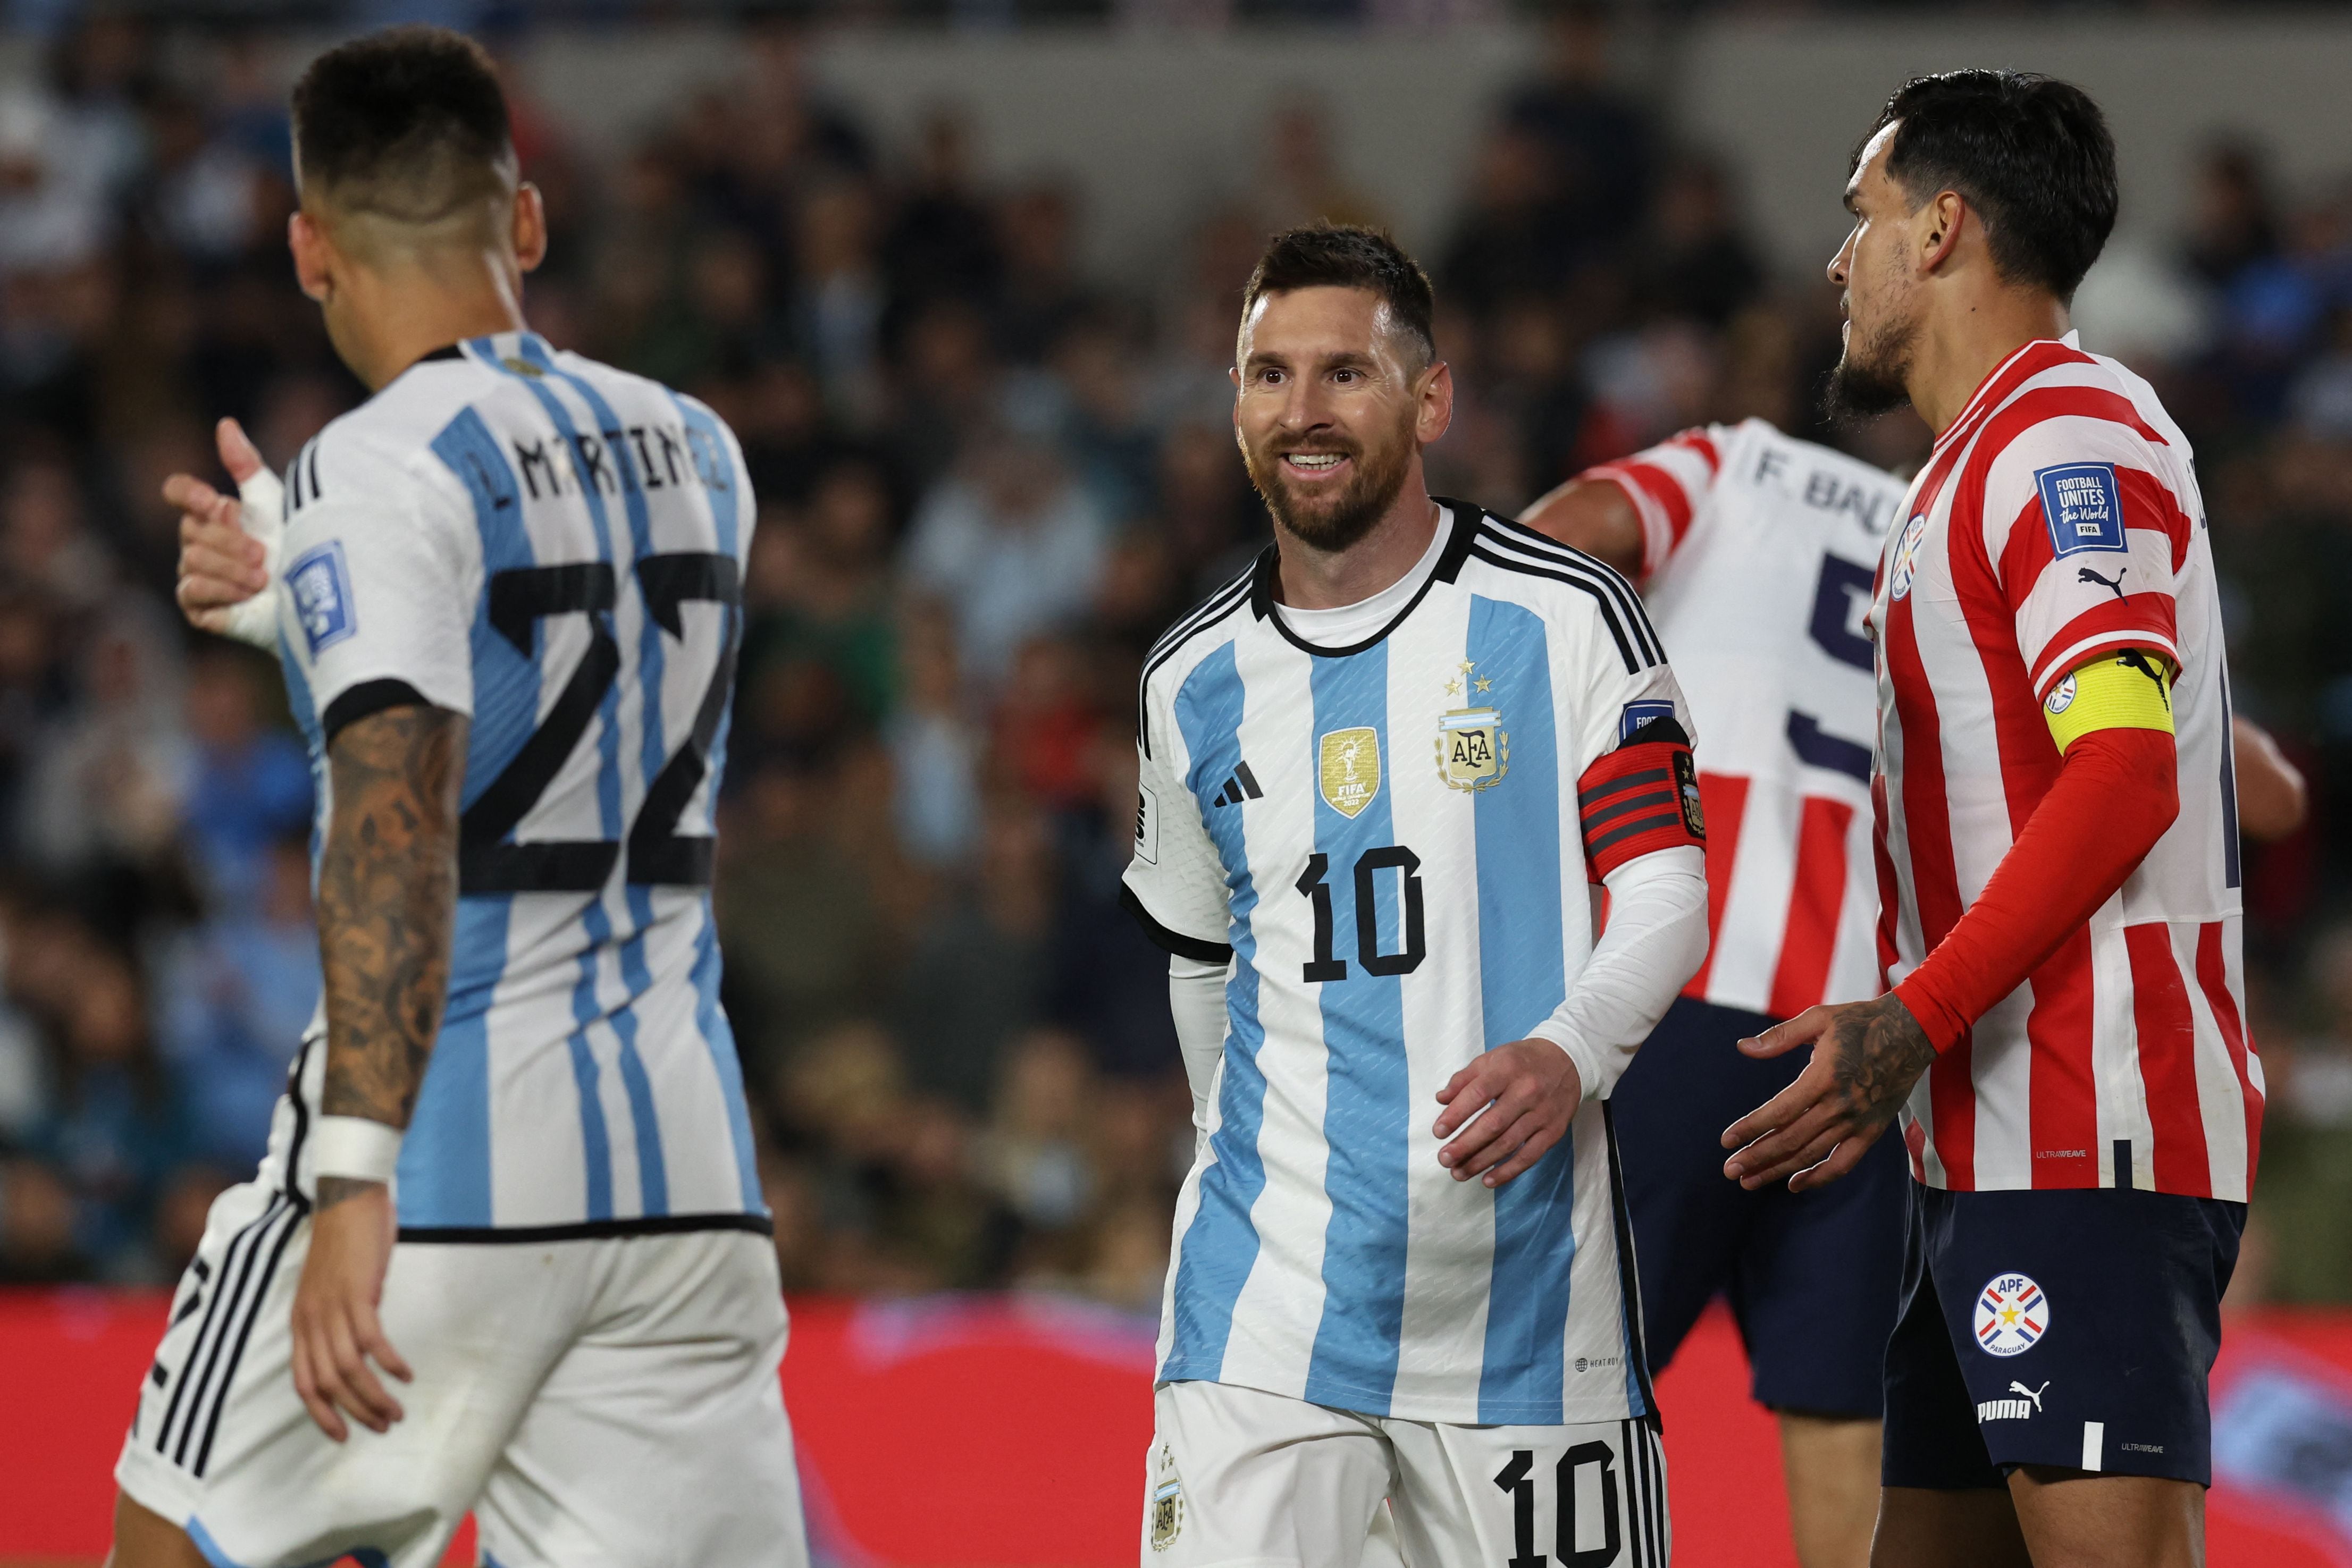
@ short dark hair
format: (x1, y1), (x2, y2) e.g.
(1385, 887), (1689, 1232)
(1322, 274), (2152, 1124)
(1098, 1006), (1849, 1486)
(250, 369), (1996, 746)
(1241, 225), (1438, 366)
(291, 26), (514, 222)
(1859, 70), (2117, 302)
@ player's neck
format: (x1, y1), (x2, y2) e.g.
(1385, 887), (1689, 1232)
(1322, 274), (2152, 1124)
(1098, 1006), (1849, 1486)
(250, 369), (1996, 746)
(336, 261), (531, 391)
(1908, 288), (2073, 436)
(1274, 485), (1442, 612)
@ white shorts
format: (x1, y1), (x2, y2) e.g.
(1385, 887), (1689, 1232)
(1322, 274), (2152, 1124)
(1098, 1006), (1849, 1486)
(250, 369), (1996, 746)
(116, 1177), (807, 1568)
(1143, 1380), (1669, 1568)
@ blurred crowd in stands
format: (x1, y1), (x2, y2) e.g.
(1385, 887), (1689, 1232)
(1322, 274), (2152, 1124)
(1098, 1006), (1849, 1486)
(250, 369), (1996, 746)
(0, 7), (2348, 1305)
(0, 3), (2290, 34)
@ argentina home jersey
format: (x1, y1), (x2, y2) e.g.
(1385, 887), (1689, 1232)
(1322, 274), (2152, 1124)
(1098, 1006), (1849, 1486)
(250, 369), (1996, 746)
(1123, 503), (1698, 1424)
(263, 330), (763, 1237)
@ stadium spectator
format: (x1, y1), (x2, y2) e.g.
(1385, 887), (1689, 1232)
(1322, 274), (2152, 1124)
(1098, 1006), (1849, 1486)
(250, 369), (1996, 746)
(901, 386), (1110, 687)
(156, 831), (317, 1169)
(177, 644), (309, 906)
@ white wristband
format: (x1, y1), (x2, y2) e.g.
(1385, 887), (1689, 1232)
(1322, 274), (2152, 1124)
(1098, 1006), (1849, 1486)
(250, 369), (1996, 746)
(312, 1115), (404, 1185)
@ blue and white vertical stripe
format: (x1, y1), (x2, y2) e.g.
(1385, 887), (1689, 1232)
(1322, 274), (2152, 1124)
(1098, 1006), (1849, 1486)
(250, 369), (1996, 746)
(1153, 577), (1645, 1426)
(274, 333), (763, 1232)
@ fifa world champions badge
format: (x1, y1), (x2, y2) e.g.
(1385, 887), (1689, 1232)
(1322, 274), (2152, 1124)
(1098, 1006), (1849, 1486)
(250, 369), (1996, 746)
(1435, 659), (1508, 793)
(1973, 1273), (2049, 1357)
(1318, 727), (1382, 818)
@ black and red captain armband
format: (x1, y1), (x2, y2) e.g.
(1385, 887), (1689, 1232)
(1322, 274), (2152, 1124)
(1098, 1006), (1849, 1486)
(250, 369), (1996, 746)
(1576, 715), (1706, 881)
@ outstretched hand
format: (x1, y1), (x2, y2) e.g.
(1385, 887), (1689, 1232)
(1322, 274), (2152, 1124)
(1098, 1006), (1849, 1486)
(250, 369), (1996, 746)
(1720, 993), (1936, 1193)
(1433, 1038), (1584, 1189)
(167, 418), (274, 637)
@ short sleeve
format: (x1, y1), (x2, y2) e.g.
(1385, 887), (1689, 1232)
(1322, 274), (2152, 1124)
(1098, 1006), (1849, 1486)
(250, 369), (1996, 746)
(1579, 425), (1727, 578)
(1565, 620), (1707, 882)
(1979, 417), (2190, 699)
(1120, 676), (1233, 963)
(276, 435), (476, 741)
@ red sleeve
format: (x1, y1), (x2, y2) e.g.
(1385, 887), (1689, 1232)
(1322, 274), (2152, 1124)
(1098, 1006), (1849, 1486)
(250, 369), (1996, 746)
(1894, 727), (2179, 1050)
(1581, 427), (1721, 578)
(1576, 721), (1707, 882)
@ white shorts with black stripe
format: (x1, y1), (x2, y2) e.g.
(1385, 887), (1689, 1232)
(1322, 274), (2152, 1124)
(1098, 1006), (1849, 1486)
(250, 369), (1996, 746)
(115, 1174), (807, 1568)
(1143, 1380), (1670, 1566)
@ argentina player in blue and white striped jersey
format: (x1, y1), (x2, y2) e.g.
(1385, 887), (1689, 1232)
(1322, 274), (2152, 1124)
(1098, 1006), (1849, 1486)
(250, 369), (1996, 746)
(1123, 227), (1709, 1568)
(265, 332), (763, 1235)
(118, 30), (803, 1568)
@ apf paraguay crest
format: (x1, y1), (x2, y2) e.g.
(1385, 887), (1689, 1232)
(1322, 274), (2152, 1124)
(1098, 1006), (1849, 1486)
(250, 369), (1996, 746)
(1435, 659), (1508, 793)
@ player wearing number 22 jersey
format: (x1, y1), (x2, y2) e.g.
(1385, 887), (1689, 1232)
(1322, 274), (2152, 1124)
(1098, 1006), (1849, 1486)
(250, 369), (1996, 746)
(274, 333), (770, 1230)
(117, 327), (806, 1567)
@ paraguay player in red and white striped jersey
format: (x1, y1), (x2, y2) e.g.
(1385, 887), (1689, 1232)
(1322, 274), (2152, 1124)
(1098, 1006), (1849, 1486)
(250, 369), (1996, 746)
(1524, 418), (1910, 1568)
(1720, 71), (2258, 1568)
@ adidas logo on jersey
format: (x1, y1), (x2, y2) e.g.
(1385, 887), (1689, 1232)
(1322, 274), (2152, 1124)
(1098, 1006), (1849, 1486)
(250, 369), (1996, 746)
(1212, 761), (1264, 807)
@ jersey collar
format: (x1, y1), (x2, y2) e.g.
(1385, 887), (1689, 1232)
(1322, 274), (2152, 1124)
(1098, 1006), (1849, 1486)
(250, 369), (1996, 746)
(1250, 499), (1481, 657)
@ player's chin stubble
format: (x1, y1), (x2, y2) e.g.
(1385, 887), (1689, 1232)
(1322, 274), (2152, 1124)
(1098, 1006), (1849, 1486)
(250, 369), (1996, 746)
(1247, 419), (1415, 554)
(1822, 310), (1917, 427)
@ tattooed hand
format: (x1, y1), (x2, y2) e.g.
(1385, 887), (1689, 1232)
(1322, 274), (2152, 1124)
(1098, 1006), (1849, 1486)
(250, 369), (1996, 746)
(291, 702), (464, 1439)
(1719, 992), (1936, 1193)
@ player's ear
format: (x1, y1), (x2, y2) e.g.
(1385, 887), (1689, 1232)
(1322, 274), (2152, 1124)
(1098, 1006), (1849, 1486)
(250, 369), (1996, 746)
(289, 209), (334, 304)
(512, 182), (548, 275)
(1415, 359), (1454, 446)
(1920, 189), (1965, 275)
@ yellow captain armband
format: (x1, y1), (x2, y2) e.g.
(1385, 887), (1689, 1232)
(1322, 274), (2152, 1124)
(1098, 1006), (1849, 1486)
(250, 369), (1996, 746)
(2043, 650), (2175, 752)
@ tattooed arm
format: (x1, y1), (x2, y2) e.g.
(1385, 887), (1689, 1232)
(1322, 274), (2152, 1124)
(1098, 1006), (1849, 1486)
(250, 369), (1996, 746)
(290, 702), (466, 1440)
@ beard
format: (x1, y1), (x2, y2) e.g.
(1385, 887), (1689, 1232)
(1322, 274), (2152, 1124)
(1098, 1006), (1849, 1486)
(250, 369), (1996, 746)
(1822, 308), (1918, 427)
(1242, 418), (1416, 554)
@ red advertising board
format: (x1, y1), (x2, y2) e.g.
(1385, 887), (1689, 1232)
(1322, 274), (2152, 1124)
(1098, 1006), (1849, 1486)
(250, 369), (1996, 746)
(1, 1290), (2341, 1565)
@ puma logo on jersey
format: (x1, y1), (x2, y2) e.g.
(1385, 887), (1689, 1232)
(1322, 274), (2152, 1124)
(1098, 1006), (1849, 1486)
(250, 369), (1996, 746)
(2077, 564), (2127, 601)
(2113, 650), (2173, 714)
(1977, 1380), (2050, 1422)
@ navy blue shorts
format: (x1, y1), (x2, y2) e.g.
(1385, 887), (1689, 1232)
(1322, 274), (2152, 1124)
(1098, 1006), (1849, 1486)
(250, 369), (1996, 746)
(1611, 997), (1908, 1418)
(1881, 1182), (2246, 1488)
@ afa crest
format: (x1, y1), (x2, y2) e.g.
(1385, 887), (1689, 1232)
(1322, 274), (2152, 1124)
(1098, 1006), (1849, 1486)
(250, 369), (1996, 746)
(1435, 660), (1508, 793)
(1438, 709), (1508, 791)
(1148, 1441), (1187, 1551)
(1319, 727), (1381, 818)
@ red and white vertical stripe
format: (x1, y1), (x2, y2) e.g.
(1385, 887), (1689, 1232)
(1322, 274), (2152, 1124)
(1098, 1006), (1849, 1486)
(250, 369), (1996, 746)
(1581, 420), (1901, 1022)
(1870, 337), (2263, 1201)
(1585, 428), (1721, 577)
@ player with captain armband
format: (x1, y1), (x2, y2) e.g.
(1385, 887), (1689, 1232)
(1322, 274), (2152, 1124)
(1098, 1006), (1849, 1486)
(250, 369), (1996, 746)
(1123, 224), (1706, 1566)
(1720, 71), (2261, 1568)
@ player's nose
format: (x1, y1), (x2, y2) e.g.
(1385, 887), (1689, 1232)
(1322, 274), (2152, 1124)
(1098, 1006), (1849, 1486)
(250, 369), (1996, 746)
(1826, 230), (1856, 289)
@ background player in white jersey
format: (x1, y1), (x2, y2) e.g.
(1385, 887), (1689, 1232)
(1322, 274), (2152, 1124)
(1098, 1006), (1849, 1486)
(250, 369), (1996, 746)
(111, 29), (803, 1568)
(1723, 72), (2256, 1568)
(1122, 224), (1707, 1566)
(1522, 421), (1911, 1568)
